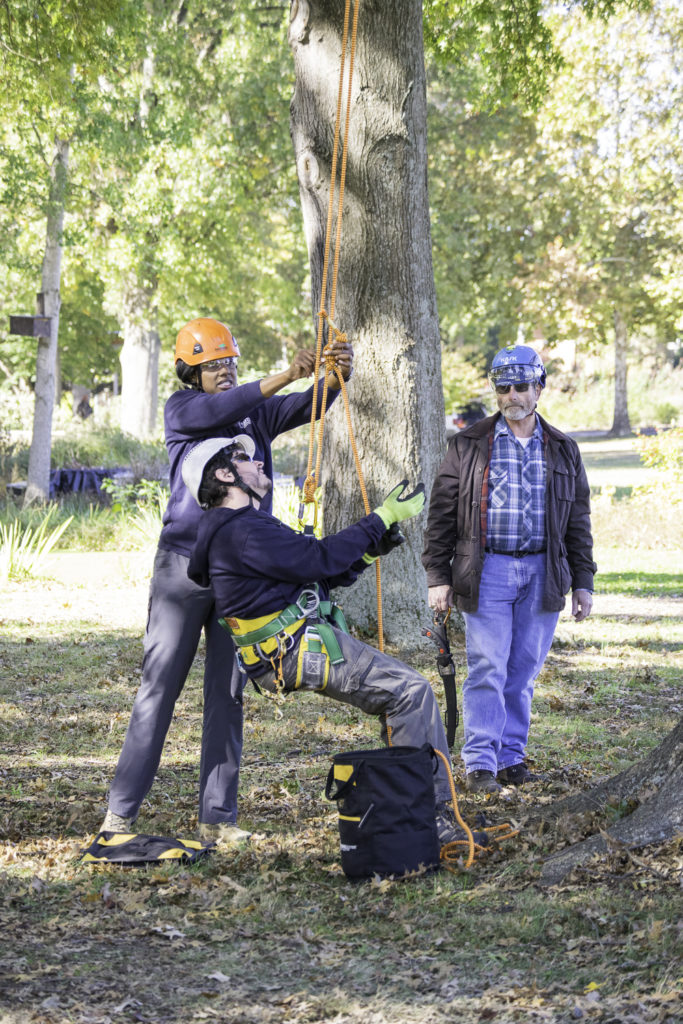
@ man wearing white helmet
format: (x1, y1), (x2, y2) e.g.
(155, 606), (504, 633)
(180, 437), (476, 848)
(100, 318), (352, 841)
(422, 345), (596, 794)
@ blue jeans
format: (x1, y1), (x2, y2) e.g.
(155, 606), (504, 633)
(461, 552), (559, 774)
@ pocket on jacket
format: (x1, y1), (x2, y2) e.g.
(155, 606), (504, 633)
(559, 555), (572, 594)
(554, 465), (576, 502)
(451, 554), (475, 597)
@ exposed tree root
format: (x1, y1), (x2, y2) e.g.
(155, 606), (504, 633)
(533, 718), (682, 886)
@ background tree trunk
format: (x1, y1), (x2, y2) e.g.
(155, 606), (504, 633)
(24, 137), (69, 506)
(610, 306), (631, 436)
(119, 280), (160, 439)
(289, 0), (444, 642)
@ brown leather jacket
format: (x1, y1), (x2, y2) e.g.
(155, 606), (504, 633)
(421, 413), (596, 613)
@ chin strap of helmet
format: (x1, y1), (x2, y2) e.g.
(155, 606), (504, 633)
(225, 453), (270, 508)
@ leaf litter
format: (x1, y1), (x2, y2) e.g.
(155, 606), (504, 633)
(0, 556), (681, 1022)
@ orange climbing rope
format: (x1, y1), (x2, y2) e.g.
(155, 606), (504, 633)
(433, 748), (520, 871)
(298, 0), (386, 650)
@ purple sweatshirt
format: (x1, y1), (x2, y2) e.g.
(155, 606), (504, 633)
(187, 505), (386, 619)
(160, 380), (337, 557)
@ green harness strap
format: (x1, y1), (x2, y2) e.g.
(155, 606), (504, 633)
(220, 589), (348, 667)
(221, 602), (305, 647)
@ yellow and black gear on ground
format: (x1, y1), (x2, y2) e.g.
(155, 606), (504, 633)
(81, 831), (215, 866)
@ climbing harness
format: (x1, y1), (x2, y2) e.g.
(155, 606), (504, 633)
(296, 0), (388, 650)
(422, 609), (459, 748)
(220, 584), (349, 697)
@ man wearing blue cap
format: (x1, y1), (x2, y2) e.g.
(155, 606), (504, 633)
(422, 345), (596, 794)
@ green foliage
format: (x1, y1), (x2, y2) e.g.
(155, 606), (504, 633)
(637, 427), (683, 488)
(441, 347), (488, 413)
(424, 0), (562, 111)
(653, 403), (680, 427)
(423, 0), (653, 111)
(0, 507), (73, 580)
(100, 476), (168, 514)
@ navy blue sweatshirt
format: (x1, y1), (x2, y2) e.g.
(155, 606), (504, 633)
(187, 505), (387, 620)
(160, 380), (337, 557)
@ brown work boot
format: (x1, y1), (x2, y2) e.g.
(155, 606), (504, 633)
(466, 769), (502, 795)
(497, 762), (539, 786)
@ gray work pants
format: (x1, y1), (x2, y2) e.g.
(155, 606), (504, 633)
(254, 625), (453, 802)
(107, 547), (244, 825)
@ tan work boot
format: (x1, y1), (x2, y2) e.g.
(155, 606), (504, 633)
(100, 808), (136, 833)
(198, 822), (252, 845)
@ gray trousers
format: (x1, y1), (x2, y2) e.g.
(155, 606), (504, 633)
(255, 625), (453, 803)
(108, 547), (244, 825)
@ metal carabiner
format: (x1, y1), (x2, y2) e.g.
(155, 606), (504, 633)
(296, 588), (320, 618)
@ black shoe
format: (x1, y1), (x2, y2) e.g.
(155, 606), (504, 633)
(435, 802), (489, 847)
(466, 769), (502, 794)
(497, 762), (538, 786)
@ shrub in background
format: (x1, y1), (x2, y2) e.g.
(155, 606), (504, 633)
(0, 508), (74, 581)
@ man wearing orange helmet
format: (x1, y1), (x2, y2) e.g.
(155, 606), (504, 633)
(100, 317), (353, 842)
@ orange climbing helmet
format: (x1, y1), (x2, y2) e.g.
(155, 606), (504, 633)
(174, 318), (240, 366)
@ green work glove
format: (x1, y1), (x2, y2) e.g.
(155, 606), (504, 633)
(373, 480), (426, 530)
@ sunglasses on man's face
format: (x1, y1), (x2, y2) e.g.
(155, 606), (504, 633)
(202, 357), (238, 373)
(494, 382), (533, 395)
(230, 451), (252, 463)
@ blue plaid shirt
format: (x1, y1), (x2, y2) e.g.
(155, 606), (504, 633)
(486, 416), (546, 552)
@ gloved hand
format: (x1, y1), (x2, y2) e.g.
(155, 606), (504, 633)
(373, 480), (425, 529)
(362, 523), (406, 564)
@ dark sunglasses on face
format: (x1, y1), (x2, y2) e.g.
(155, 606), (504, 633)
(494, 382), (532, 395)
(230, 451), (252, 463)
(202, 357), (238, 373)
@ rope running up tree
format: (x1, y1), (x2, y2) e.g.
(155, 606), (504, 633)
(297, 0), (387, 651)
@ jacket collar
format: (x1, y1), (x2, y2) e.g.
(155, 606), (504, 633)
(459, 410), (570, 444)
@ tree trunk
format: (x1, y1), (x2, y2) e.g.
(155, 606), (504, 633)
(24, 136), (70, 507)
(609, 307), (631, 436)
(535, 716), (682, 886)
(119, 279), (160, 439)
(289, 0), (444, 643)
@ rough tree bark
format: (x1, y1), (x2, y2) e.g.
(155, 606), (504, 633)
(534, 716), (682, 886)
(24, 137), (70, 506)
(117, 47), (161, 441)
(609, 306), (632, 436)
(289, 0), (445, 641)
(119, 279), (160, 439)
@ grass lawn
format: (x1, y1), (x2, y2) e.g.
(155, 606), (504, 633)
(576, 435), (660, 494)
(0, 519), (681, 1024)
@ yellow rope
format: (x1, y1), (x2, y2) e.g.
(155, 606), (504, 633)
(299, 0), (385, 650)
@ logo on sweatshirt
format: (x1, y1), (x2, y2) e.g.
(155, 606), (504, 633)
(238, 418), (252, 429)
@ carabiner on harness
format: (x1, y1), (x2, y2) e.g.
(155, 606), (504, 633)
(295, 587), (321, 617)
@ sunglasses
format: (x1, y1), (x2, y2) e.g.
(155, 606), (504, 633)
(494, 382), (533, 395)
(202, 357), (238, 373)
(230, 451), (252, 463)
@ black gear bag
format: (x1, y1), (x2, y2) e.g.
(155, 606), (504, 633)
(325, 744), (440, 880)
